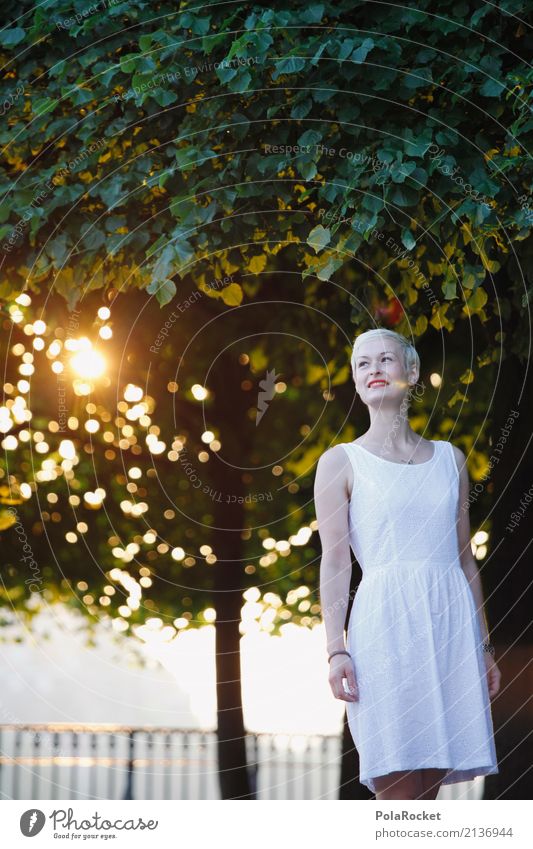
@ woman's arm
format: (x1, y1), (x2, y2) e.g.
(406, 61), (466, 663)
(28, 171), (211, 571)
(314, 445), (358, 702)
(452, 444), (490, 644)
(314, 446), (353, 654)
(452, 443), (502, 698)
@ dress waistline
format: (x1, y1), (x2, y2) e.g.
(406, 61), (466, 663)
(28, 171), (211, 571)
(360, 557), (462, 579)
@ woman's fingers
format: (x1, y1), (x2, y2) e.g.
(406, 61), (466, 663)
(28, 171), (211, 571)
(485, 662), (501, 698)
(488, 665), (501, 698)
(328, 659), (359, 701)
(345, 666), (358, 693)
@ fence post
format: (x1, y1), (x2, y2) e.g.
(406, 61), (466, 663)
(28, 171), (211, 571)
(123, 730), (135, 800)
(246, 733), (258, 800)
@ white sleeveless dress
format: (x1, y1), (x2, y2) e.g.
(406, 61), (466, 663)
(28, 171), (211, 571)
(340, 439), (499, 793)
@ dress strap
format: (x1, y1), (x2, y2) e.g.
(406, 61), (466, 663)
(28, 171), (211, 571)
(440, 439), (460, 479)
(339, 442), (378, 494)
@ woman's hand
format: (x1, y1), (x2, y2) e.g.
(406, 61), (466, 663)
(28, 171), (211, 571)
(328, 654), (359, 702)
(484, 654), (501, 699)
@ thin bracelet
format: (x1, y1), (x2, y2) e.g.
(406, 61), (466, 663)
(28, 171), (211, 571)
(328, 650), (351, 662)
(482, 641), (495, 657)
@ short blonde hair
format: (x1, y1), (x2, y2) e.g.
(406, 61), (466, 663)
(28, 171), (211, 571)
(351, 328), (420, 384)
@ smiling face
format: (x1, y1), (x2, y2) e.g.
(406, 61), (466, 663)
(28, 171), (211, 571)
(354, 336), (417, 408)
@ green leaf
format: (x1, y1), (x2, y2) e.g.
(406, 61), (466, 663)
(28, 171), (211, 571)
(69, 87), (94, 106)
(33, 97), (59, 117)
(49, 60), (67, 78)
(312, 87), (336, 103)
(0, 27), (25, 47)
(169, 196), (195, 221)
(316, 255), (343, 281)
(146, 235), (168, 259)
(98, 179), (124, 209)
(388, 185), (418, 207)
(172, 237), (195, 267)
(47, 233), (70, 266)
(479, 79), (506, 97)
(174, 146), (197, 170)
(403, 68), (433, 89)
(297, 157), (317, 180)
(147, 277), (177, 307)
(307, 225), (331, 253)
(119, 54), (138, 74)
(391, 160), (417, 183)
(191, 16), (211, 35)
(337, 228), (362, 253)
(271, 57), (306, 79)
(301, 4), (325, 23)
(153, 89), (178, 107)
(462, 264), (485, 289)
(442, 281), (456, 300)
(463, 286), (488, 315)
(228, 71), (252, 93)
(401, 229), (416, 250)
(216, 66), (238, 84)
(298, 129), (322, 147)
(351, 38), (374, 64)
(152, 244), (176, 282)
(82, 228), (106, 251)
(403, 131), (434, 158)
(227, 112), (250, 140)
(202, 32), (227, 55)
(362, 195), (384, 213)
(471, 6), (491, 26)
(338, 39), (354, 61)
(310, 39), (329, 66)
(290, 98), (312, 118)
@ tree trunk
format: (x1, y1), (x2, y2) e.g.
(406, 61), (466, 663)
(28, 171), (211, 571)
(482, 353), (533, 799)
(213, 527), (252, 799)
(210, 352), (254, 799)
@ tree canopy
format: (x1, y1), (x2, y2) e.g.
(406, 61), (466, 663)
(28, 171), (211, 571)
(1, 0), (532, 633)
(0, 1), (531, 356)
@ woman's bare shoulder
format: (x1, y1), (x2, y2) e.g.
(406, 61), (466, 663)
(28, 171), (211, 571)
(315, 444), (353, 497)
(316, 442), (351, 465)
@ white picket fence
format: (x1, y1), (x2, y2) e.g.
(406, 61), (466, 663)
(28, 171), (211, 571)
(0, 724), (483, 800)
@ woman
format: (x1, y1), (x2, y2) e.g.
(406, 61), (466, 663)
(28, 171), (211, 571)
(315, 328), (500, 801)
